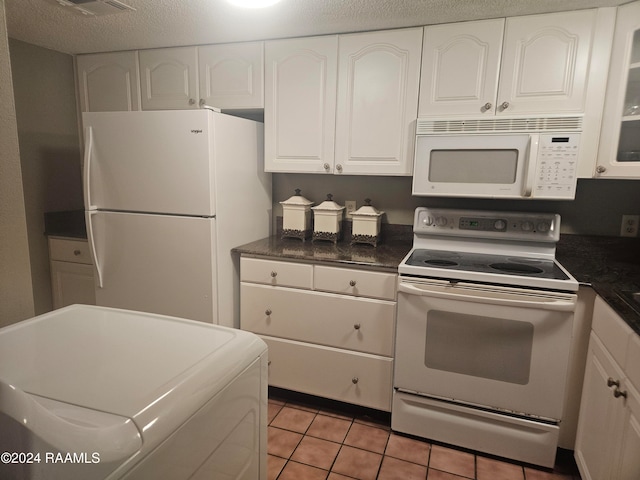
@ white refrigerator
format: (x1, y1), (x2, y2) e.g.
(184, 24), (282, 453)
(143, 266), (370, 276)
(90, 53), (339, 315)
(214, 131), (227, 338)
(83, 109), (271, 327)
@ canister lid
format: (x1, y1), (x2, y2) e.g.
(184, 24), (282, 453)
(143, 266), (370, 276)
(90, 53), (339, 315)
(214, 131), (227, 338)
(280, 188), (314, 206)
(352, 198), (383, 217)
(312, 194), (345, 212)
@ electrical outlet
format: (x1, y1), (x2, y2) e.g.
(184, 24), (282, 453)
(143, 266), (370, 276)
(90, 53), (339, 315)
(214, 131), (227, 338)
(345, 200), (357, 218)
(621, 215), (640, 237)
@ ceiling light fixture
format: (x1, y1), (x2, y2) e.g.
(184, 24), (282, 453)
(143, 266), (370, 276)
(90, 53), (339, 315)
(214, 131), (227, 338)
(225, 0), (282, 8)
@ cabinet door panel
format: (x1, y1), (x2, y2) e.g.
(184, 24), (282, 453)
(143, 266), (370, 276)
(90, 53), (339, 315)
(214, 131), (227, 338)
(51, 261), (96, 309)
(335, 28), (422, 175)
(419, 19), (504, 116)
(498, 10), (595, 115)
(139, 47), (198, 110)
(618, 381), (640, 480)
(76, 51), (140, 112)
(198, 42), (263, 109)
(265, 36), (338, 173)
(575, 333), (625, 480)
(261, 335), (393, 411)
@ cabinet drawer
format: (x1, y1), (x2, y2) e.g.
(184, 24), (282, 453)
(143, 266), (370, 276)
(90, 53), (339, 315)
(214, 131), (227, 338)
(48, 237), (93, 265)
(241, 257), (312, 289)
(314, 265), (396, 300)
(262, 335), (393, 411)
(241, 284), (395, 356)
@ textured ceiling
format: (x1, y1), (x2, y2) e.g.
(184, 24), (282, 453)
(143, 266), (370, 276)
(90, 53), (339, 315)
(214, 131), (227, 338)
(5, 0), (631, 55)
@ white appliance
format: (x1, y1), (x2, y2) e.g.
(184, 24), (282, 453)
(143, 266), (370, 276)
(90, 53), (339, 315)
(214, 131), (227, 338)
(83, 109), (271, 327)
(412, 117), (582, 199)
(0, 304), (268, 480)
(393, 207), (578, 468)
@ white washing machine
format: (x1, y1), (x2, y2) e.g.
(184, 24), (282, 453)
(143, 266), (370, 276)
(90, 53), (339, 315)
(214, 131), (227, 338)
(0, 305), (268, 480)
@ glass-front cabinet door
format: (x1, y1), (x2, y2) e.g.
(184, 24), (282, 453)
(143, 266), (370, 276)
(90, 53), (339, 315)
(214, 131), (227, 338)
(596, 1), (640, 178)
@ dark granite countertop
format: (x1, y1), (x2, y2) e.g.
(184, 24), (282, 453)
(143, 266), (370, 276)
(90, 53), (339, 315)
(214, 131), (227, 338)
(44, 210), (87, 239)
(556, 234), (640, 335)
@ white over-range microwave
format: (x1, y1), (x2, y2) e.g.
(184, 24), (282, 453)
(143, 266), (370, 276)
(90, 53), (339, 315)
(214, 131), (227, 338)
(412, 117), (583, 200)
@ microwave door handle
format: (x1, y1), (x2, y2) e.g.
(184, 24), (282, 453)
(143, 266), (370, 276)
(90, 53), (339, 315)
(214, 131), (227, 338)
(522, 136), (538, 197)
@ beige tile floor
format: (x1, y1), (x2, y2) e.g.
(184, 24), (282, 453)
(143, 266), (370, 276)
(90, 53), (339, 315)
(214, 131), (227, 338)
(267, 390), (582, 480)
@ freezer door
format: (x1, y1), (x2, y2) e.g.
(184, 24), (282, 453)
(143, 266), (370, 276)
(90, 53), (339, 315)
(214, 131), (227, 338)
(87, 211), (217, 323)
(83, 110), (215, 216)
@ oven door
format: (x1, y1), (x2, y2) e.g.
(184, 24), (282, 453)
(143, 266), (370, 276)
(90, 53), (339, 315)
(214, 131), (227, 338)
(395, 277), (576, 421)
(412, 134), (536, 198)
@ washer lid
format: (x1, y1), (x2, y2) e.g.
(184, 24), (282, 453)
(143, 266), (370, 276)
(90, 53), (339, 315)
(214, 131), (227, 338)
(0, 305), (266, 449)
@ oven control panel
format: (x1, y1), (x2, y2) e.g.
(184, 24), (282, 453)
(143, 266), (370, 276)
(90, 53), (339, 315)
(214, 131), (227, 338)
(414, 207), (560, 242)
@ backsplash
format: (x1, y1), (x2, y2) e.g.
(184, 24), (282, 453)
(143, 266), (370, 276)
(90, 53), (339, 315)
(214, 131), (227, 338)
(273, 174), (640, 237)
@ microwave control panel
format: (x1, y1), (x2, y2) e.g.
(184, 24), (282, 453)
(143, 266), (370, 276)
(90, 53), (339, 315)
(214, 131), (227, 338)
(533, 133), (580, 198)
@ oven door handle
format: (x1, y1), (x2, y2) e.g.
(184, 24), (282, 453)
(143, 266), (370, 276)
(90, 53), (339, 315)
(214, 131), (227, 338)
(398, 282), (576, 311)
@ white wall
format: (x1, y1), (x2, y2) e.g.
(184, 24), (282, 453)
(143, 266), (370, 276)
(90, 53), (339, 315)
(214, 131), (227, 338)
(9, 38), (83, 315)
(273, 174), (640, 236)
(0, 0), (35, 327)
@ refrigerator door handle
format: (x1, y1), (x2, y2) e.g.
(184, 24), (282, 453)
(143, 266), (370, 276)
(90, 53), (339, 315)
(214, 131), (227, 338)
(83, 126), (95, 210)
(86, 210), (103, 288)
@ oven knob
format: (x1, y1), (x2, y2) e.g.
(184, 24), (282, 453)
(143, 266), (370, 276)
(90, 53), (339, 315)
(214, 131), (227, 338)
(435, 217), (448, 227)
(521, 221), (534, 232)
(422, 216), (434, 226)
(537, 222), (550, 232)
(494, 219), (507, 231)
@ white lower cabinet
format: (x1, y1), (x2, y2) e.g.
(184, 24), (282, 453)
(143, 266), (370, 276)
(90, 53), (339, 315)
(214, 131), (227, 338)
(240, 257), (396, 411)
(48, 237), (96, 309)
(575, 296), (640, 480)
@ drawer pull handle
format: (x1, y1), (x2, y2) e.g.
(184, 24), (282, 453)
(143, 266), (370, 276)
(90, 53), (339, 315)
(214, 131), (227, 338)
(265, 309), (272, 316)
(353, 323), (361, 330)
(607, 378), (620, 388)
(614, 388), (628, 399)
(352, 377), (359, 385)
(73, 250), (82, 256)
(349, 280), (356, 287)
(270, 271), (278, 278)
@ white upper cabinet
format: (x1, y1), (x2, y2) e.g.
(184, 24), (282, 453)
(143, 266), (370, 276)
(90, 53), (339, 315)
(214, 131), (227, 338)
(139, 46), (199, 110)
(419, 19), (504, 117)
(264, 35), (339, 173)
(76, 51), (141, 112)
(419, 10), (604, 117)
(596, 0), (640, 178)
(335, 28), (422, 175)
(198, 42), (264, 109)
(499, 10), (595, 115)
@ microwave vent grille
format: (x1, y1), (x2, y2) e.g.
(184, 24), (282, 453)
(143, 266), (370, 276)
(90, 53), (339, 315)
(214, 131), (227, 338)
(416, 116), (583, 134)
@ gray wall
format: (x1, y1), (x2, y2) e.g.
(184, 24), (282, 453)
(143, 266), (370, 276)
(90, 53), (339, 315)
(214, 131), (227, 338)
(273, 174), (640, 236)
(0, 0), (35, 327)
(8, 38), (82, 314)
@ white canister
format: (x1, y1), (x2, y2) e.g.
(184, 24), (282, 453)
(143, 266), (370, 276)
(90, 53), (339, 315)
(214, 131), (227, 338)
(311, 194), (345, 243)
(351, 199), (384, 246)
(280, 189), (314, 240)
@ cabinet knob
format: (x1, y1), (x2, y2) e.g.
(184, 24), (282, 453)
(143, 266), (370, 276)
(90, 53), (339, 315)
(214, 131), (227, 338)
(607, 377), (620, 388)
(188, 98), (196, 106)
(352, 377), (359, 384)
(265, 309), (272, 316)
(336, 164), (343, 172)
(596, 165), (607, 174)
(500, 101), (510, 110)
(349, 280), (356, 287)
(614, 388), (628, 399)
(270, 271), (278, 278)
(353, 323), (361, 330)
(73, 250), (81, 256)
(199, 98), (205, 107)
(268, 360), (272, 366)
(324, 163), (330, 171)
(483, 102), (492, 111)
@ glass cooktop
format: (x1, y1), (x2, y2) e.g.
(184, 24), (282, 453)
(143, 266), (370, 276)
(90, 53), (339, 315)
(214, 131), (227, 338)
(404, 249), (570, 281)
